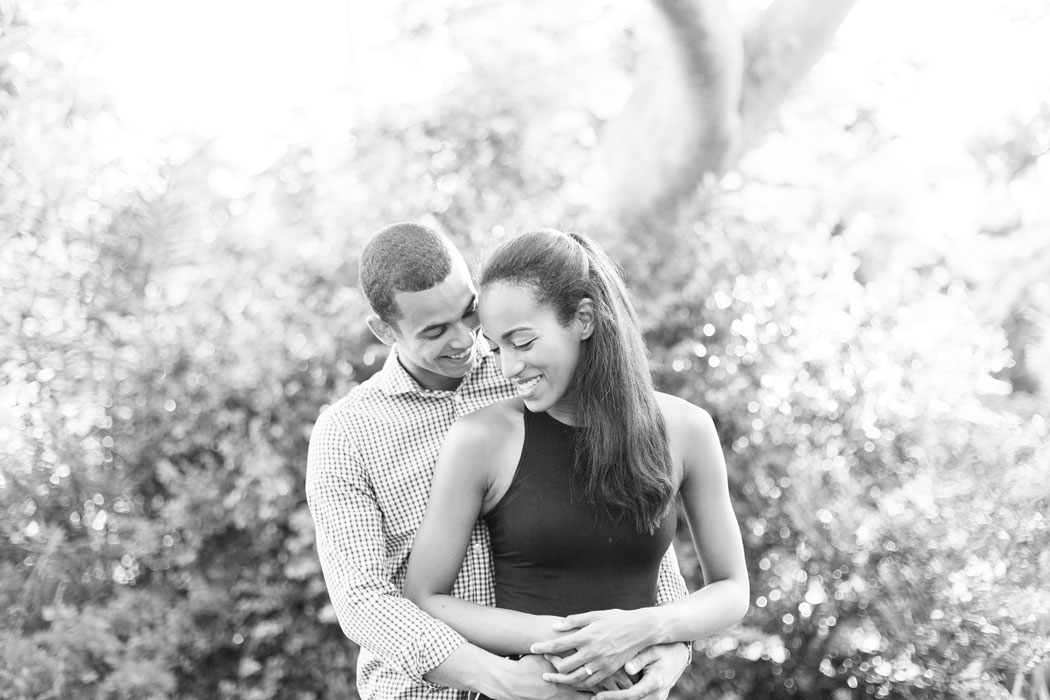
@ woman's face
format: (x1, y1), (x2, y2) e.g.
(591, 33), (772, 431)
(479, 281), (590, 424)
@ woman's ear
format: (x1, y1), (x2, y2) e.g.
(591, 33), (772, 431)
(575, 298), (595, 340)
(366, 314), (398, 346)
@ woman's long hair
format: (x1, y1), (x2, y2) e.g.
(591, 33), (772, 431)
(479, 229), (675, 534)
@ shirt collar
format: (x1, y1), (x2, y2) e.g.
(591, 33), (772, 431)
(377, 336), (495, 397)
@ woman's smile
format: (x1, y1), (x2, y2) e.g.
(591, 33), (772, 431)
(479, 281), (585, 416)
(513, 375), (542, 397)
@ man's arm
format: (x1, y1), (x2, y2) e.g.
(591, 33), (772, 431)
(654, 544), (690, 605)
(307, 410), (467, 680)
(640, 545), (694, 691)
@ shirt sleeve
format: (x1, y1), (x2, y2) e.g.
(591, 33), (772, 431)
(655, 543), (694, 664)
(655, 543), (688, 604)
(306, 407), (466, 682)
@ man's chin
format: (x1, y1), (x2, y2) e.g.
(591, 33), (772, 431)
(441, 351), (475, 373)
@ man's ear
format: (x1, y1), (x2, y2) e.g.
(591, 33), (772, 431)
(575, 298), (595, 340)
(366, 314), (398, 346)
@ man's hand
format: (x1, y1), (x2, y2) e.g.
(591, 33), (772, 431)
(488, 654), (593, 700)
(530, 608), (654, 685)
(592, 642), (691, 700)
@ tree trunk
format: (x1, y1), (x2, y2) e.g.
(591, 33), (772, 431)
(602, 0), (858, 221)
(740, 0), (859, 148)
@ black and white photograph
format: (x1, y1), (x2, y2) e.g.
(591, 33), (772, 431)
(2, 1), (1048, 698)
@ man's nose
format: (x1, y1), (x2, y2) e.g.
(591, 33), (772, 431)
(449, 320), (475, 348)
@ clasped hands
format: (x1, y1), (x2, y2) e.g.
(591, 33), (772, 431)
(528, 608), (683, 699)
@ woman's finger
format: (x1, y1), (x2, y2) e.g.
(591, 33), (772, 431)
(543, 663), (613, 688)
(552, 611), (599, 632)
(542, 652), (576, 674)
(531, 632), (583, 656)
(544, 649), (607, 679)
(547, 648), (592, 675)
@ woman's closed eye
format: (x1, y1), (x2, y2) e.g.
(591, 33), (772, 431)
(485, 338), (535, 353)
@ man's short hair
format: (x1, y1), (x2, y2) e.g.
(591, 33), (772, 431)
(360, 222), (456, 324)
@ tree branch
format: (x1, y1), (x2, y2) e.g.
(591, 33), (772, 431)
(652, 0), (743, 166)
(740, 0), (859, 148)
(602, 0), (742, 220)
(601, 0), (859, 222)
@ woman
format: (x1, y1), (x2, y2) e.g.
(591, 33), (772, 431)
(404, 229), (748, 693)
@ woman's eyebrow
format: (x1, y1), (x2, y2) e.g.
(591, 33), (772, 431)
(499, 326), (531, 340)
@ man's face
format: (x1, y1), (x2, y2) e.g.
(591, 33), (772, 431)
(386, 257), (481, 391)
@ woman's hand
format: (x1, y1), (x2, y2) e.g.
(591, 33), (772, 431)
(531, 608), (658, 685)
(540, 653), (639, 693)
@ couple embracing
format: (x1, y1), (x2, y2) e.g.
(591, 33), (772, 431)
(306, 223), (748, 700)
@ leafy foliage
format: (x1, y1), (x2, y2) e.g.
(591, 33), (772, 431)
(622, 196), (1050, 699)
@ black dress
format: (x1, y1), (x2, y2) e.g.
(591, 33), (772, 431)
(484, 408), (677, 617)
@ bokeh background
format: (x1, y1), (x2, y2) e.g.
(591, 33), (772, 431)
(2, 0), (1049, 698)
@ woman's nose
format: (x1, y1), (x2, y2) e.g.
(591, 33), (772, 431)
(500, 353), (524, 379)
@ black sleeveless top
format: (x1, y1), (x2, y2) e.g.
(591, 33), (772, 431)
(484, 408), (677, 616)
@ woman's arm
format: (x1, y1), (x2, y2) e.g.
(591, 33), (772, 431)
(403, 410), (561, 656)
(650, 401), (750, 633)
(533, 398), (749, 684)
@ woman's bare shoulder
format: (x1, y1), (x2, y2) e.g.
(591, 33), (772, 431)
(654, 391), (718, 446)
(655, 391), (712, 423)
(655, 392), (726, 487)
(448, 396), (525, 446)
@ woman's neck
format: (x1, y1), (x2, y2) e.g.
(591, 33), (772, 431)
(545, 395), (580, 426)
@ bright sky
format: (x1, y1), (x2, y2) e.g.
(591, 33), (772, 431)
(81, 0), (1050, 172)
(841, 0), (1050, 142)
(84, 0), (359, 166)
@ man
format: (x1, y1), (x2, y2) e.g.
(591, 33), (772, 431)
(307, 222), (692, 700)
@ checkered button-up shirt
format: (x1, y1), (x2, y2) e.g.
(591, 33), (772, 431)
(307, 340), (689, 700)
